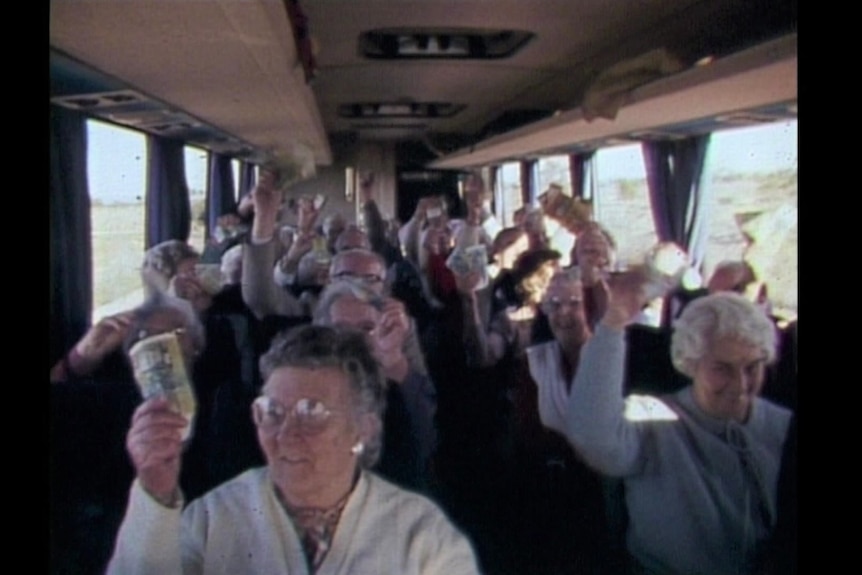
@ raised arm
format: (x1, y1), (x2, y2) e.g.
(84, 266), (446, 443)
(456, 274), (507, 368)
(241, 170), (304, 319)
(50, 311), (135, 382)
(399, 197), (437, 266)
(565, 270), (650, 476)
(107, 397), (195, 575)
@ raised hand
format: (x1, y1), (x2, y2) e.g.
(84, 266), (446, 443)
(126, 397), (188, 507)
(373, 298), (411, 381)
(412, 197), (434, 223)
(576, 223), (613, 285)
(71, 311), (136, 375)
(251, 168), (283, 240)
(168, 273), (212, 313)
(296, 196), (320, 235)
(454, 270), (485, 295)
(602, 267), (650, 330)
(281, 230), (316, 268)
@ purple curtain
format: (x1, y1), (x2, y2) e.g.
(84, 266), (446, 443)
(50, 106), (92, 365)
(488, 164), (499, 208)
(206, 153), (237, 239)
(520, 159), (534, 205)
(642, 135), (711, 269)
(145, 135), (191, 248)
(569, 151), (596, 200)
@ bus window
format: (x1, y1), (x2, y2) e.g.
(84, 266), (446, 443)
(590, 121), (797, 323)
(592, 143), (659, 269)
(701, 120), (797, 321)
(184, 145), (208, 253)
(535, 155), (572, 197)
(88, 119), (146, 323)
(494, 161), (524, 227)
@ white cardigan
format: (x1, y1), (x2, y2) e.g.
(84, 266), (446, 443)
(526, 340), (572, 435)
(107, 468), (480, 575)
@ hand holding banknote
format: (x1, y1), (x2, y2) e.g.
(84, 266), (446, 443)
(126, 396), (187, 507)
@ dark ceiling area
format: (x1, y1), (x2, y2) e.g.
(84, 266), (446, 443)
(50, 0), (797, 168)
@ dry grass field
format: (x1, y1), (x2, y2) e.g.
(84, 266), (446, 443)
(91, 199), (205, 319)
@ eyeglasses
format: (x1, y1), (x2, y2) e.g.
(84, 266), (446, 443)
(253, 396), (336, 436)
(331, 271), (384, 284)
(541, 297), (583, 313)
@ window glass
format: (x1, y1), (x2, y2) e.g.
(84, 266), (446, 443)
(593, 143), (658, 268)
(185, 146), (208, 253)
(232, 159), (242, 201)
(701, 120), (797, 321)
(88, 120), (146, 323)
(590, 121), (797, 322)
(536, 155), (572, 196)
(494, 162), (523, 227)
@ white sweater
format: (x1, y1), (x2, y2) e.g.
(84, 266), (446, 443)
(107, 468), (480, 575)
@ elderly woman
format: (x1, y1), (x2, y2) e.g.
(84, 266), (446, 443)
(457, 247), (561, 368)
(141, 240), (201, 297)
(566, 276), (793, 575)
(525, 268), (592, 435)
(50, 294), (210, 574)
(107, 324), (478, 575)
(493, 267), (611, 575)
(313, 281), (438, 491)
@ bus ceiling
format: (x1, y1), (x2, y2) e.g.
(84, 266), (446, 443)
(49, 0), (796, 171)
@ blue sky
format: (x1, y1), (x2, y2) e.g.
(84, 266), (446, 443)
(86, 119), (798, 203)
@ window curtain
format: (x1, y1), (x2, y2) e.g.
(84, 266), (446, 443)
(145, 135), (191, 248)
(520, 159), (534, 205)
(569, 151), (596, 200)
(205, 153), (237, 239)
(642, 135), (711, 269)
(50, 106), (92, 366)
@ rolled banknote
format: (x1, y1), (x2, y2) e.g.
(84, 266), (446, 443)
(128, 331), (197, 441)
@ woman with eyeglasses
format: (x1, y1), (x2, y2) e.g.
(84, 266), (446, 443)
(107, 324), (479, 575)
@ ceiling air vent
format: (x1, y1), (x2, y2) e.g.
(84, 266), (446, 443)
(339, 102), (464, 119)
(50, 89), (149, 111)
(360, 29), (533, 60)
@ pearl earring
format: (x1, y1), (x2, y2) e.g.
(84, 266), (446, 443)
(350, 442), (364, 455)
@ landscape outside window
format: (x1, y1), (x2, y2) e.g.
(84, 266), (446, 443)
(587, 120), (797, 321)
(87, 120), (209, 323)
(87, 119), (797, 324)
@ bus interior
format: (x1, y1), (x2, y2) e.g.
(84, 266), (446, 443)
(50, 1), (798, 574)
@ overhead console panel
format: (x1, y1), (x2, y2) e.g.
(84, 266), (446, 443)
(429, 34), (797, 169)
(49, 0), (332, 167)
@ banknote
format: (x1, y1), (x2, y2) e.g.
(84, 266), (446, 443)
(446, 244), (489, 289)
(128, 331), (197, 441)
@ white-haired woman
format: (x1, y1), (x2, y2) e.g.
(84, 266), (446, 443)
(107, 324), (478, 575)
(566, 277), (793, 575)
